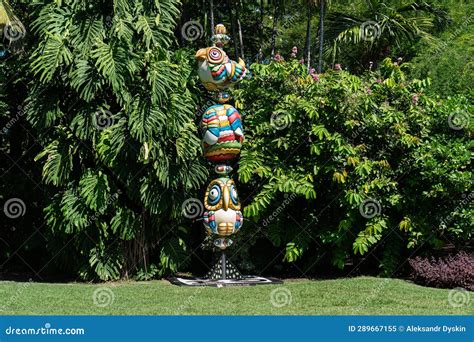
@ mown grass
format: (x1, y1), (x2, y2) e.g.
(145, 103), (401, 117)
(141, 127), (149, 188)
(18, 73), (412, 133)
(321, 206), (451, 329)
(0, 277), (471, 315)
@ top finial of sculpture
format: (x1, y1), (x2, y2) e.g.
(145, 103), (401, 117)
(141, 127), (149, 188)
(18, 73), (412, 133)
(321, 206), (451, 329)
(211, 24), (230, 48)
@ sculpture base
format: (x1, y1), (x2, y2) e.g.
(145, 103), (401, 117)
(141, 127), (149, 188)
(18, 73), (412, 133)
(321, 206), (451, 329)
(207, 251), (242, 280)
(169, 275), (283, 287)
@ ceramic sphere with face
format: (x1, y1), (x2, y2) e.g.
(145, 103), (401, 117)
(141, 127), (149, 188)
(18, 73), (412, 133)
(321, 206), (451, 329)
(203, 177), (243, 237)
(195, 46), (247, 91)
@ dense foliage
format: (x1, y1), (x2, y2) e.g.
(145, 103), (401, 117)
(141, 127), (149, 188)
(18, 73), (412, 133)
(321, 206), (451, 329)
(0, 0), (472, 282)
(232, 58), (472, 275)
(7, 0), (207, 280)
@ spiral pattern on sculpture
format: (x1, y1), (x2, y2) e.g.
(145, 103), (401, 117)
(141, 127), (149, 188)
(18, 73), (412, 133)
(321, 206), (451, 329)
(208, 47), (224, 64)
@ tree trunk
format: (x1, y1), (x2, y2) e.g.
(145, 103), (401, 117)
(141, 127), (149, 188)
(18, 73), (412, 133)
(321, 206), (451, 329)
(228, 0), (240, 60)
(236, 0), (245, 59)
(318, 0), (324, 73)
(210, 0), (215, 36)
(257, 0), (265, 59)
(304, 5), (312, 69)
(270, 0), (280, 57)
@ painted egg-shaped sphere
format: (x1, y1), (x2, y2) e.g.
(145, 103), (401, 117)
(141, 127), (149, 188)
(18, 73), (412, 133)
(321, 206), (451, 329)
(200, 104), (244, 162)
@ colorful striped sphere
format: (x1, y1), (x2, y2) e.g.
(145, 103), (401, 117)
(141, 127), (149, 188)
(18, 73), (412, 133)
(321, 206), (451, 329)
(201, 104), (244, 162)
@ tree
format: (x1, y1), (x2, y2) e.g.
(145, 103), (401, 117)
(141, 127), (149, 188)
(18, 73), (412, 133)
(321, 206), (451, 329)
(302, 0), (329, 72)
(410, 0), (474, 96)
(210, 0), (215, 35)
(303, 0), (313, 69)
(270, 0), (281, 56)
(226, 0), (239, 60)
(317, 0), (325, 73)
(326, 0), (449, 70)
(235, 0), (245, 59)
(0, 0), (20, 28)
(24, 0), (207, 280)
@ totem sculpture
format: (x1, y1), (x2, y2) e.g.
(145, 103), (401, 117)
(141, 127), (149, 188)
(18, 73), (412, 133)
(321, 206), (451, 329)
(197, 24), (247, 280)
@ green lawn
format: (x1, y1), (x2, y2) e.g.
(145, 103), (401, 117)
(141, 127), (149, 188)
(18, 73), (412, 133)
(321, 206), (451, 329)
(0, 277), (471, 315)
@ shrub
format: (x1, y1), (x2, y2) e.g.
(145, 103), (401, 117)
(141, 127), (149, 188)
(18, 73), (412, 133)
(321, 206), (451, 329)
(409, 252), (474, 290)
(232, 58), (472, 275)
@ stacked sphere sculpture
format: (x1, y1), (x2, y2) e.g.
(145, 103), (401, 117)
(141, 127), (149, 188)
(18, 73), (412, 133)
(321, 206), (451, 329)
(196, 24), (248, 280)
